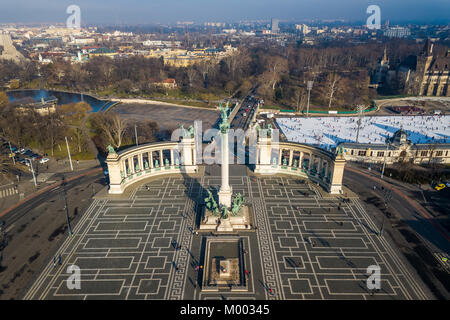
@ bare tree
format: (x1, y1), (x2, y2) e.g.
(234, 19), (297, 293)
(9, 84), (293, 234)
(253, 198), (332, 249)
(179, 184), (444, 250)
(223, 49), (250, 80)
(93, 113), (127, 149)
(292, 87), (306, 112)
(73, 127), (84, 153)
(197, 60), (216, 87)
(186, 67), (198, 89)
(326, 73), (341, 108)
(261, 56), (288, 91)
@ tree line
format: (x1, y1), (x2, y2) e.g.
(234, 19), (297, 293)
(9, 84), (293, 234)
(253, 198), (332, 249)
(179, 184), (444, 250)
(0, 40), (424, 109)
(0, 93), (160, 159)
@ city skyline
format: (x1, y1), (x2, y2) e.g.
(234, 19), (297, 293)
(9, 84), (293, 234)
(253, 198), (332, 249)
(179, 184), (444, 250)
(1, 0), (449, 25)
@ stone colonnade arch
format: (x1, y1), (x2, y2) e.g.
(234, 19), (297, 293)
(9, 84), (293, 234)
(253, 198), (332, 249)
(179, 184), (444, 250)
(254, 137), (346, 194)
(106, 136), (346, 195)
(106, 137), (197, 194)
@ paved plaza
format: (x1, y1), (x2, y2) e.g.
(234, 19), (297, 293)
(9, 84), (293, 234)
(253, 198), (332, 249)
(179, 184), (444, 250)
(25, 165), (431, 300)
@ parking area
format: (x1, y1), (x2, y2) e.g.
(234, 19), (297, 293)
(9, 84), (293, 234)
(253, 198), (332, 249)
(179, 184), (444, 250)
(112, 103), (220, 131)
(0, 137), (49, 171)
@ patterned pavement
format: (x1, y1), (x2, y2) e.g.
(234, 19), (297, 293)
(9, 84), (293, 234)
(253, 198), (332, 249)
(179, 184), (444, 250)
(24, 165), (431, 300)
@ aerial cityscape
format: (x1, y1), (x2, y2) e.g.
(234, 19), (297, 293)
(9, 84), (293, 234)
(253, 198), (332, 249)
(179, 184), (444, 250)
(0, 0), (449, 310)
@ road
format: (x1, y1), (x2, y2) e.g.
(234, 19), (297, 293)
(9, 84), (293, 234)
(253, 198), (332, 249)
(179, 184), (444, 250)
(344, 166), (450, 254)
(1, 170), (103, 229)
(343, 165), (450, 299)
(0, 170), (105, 299)
(230, 94), (260, 132)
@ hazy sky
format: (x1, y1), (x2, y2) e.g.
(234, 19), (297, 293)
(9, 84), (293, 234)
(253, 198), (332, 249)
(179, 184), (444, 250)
(1, 0), (449, 25)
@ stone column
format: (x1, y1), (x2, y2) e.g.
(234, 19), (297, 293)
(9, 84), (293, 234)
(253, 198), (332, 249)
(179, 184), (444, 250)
(179, 137), (197, 173)
(299, 151), (303, 169)
(130, 157), (135, 174)
(138, 153), (143, 172)
(170, 149), (174, 166)
(256, 144), (260, 164)
(159, 150), (163, 166)
(254, 136), (272, 174)
(149, 152), (154, 168)
(318, 157), (322, 177)
(106, 153), (123, 194)
(121, 160), (126, 177)
(289, 150), (293, 167)
(329, 154), (346, 194)
(218, 130), (232, 207)
(192, 144), (197, 166)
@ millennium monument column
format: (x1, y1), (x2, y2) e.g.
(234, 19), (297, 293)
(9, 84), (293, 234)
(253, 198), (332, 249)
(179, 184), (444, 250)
(200, 102), (250, 232)
(218, 103), (232, 207)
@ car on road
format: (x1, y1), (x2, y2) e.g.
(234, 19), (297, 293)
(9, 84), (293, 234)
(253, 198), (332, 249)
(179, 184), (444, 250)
(39, 157), (49, 164)
(30, 154), (39, 159)
(19, 159), (30, 166)
(434, 184), (446, 191)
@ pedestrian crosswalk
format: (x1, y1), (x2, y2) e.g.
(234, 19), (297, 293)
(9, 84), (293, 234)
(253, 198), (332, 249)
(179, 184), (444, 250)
(0, 187), (18, 198)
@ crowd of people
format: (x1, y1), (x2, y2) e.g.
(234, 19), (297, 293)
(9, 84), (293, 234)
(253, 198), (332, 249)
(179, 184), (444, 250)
(276, 115), (450, 150)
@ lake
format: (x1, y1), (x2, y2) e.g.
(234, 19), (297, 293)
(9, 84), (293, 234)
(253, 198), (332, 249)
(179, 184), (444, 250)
(7, 89), (115, 112)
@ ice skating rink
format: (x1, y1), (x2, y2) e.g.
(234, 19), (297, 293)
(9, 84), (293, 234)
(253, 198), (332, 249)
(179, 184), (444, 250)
(276, 115), (450, 150)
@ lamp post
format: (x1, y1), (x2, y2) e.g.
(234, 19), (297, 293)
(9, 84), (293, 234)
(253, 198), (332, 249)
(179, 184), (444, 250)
(28, 158), (37, 187)
(65, 136), (73, 171)
(135, 123), (138, 146)
(306, 81), (314, 118)
(355, 105), (365, 143)
(8, 141), (15, 165)
(381, 141), (390, 179)
(61, 176), (73, 237)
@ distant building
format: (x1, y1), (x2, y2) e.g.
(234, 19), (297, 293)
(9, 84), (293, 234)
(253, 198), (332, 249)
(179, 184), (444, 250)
(295, 24), (310, 35)
(204, 22), (226, 28)
(271, 19), (280, 34)
(383, 27), (411, 38)
(81, 46), (101, 54)
(222, 29), (237, 34)
(15, 96), (58, 116)
(142, 40), (181, 48)
(152, 78), (177, 89)
(72, 38), (95, 45)
(164, 56), (202, 67)
(89, 47), (118, 59)
(418, 40), (450, 96)
(370, 48), (390, 89)
(177, 21), (195, 25)
(397, 39), (450, 97)
(0, 33), (26, 63)
(337, 129), (450, 165)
